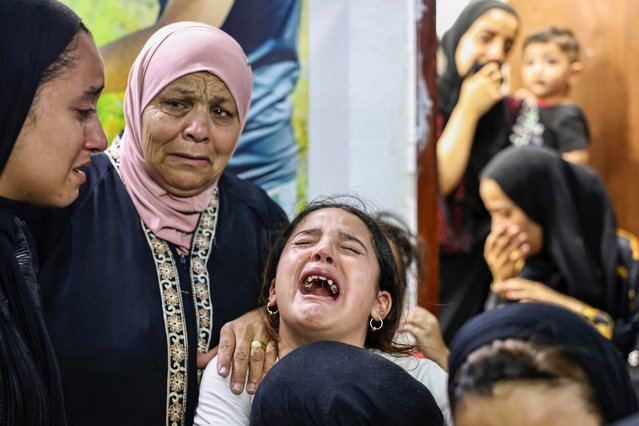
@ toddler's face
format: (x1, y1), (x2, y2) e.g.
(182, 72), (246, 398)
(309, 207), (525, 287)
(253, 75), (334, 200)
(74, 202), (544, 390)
(521, 42), (577, 100)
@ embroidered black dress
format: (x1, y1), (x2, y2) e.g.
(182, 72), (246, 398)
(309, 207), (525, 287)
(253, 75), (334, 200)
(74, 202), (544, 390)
(30, 144), (287, 426)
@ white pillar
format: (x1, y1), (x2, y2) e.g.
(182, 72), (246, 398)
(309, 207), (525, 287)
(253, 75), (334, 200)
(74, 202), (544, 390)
(307, 0), (417, 227)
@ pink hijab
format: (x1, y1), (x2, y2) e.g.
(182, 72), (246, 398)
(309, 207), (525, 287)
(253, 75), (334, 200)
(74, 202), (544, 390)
(119, 22), (252, 253)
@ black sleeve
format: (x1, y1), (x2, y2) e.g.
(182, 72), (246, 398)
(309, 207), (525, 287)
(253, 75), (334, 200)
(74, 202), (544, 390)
(546, 105), (591, 152)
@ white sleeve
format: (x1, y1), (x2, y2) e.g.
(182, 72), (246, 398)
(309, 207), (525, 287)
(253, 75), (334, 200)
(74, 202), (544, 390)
(193, 355), (253, 426)
(376, 352), (453, 426)
(413, 359), (452, 426)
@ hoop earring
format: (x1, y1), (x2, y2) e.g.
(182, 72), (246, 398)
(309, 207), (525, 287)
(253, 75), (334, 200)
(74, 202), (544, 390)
(266, 304), (278, 316)
(369, 317), (383, 332)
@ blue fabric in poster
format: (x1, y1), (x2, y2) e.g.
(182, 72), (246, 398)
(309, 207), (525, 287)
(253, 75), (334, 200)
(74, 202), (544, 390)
(159, 0), (302, 191)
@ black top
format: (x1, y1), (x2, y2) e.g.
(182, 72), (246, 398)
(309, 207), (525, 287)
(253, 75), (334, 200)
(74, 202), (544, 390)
(0, 204), (67, 425)
(539, 104), (590, 152)
(509, 100), (590, 153)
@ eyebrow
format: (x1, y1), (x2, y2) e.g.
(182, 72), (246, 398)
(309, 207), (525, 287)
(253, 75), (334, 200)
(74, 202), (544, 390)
(78, 84), (104, 101)
(293, 228), (369, 253)
(339, 231), (369, 253)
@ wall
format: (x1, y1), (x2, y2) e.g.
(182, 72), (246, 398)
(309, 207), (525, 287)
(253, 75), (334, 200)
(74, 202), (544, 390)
(306, 0), (417, 228)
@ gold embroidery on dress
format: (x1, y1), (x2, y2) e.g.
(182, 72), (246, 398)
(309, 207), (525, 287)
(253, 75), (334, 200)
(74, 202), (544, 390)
(107, 138), (217, 426)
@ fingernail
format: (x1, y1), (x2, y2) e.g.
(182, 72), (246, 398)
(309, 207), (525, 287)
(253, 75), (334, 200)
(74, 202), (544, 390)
(218, 366), (228, 376)
(246, 383), (257, 393)
(232, 382), (243, 393)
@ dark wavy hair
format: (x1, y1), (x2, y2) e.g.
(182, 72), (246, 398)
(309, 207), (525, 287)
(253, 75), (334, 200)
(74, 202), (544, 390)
(259, 198), (413, 355)
(450, 339), (600, 419)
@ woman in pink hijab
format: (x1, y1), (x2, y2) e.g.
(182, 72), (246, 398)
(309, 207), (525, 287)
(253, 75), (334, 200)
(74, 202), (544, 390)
(28, 22), (287, 426)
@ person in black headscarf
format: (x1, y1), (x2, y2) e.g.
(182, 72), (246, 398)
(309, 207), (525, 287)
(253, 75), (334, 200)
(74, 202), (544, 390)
(448, 303), (638, 425)
(436, 0), (520, 343)
(0, 1), (107, 424)
(250, 340), (445, 426)
(480, 146), (636, 351)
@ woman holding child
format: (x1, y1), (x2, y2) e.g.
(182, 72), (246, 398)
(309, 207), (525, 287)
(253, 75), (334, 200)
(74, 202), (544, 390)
(436, 0), (520, 342)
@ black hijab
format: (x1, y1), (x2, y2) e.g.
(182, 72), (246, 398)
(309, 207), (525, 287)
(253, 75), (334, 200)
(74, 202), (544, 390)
(481, 146), (620, 317)
(0, 1), (82, 424)
(448, 303), (638, 424)
(250, 341), (445, 426)
(0, 0), (81, 172)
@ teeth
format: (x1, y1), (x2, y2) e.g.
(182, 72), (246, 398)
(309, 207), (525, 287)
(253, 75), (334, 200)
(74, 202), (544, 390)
(302, 275), (338, 295)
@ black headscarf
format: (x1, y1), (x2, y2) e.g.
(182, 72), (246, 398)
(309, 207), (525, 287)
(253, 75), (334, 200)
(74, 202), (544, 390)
(0, 1), (82, 424)
(0, 0), (81, 172)
(448, 303), (638, 423)
(250, 341), (444, 426)
(438, 0), (519, 248)
(481, 146), (620, 317)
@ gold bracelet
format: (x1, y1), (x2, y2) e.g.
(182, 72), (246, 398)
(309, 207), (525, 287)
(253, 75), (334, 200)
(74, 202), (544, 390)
(581, 305), (613, 340)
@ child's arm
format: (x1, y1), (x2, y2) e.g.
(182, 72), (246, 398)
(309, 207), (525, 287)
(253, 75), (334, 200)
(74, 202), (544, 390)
(555, 104), (591, 166)
(194, 355), (253, 425)
(562, 149), (589, 165)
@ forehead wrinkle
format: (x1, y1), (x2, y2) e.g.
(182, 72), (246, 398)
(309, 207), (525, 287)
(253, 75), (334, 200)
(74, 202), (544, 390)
(165, 74), (233, 104)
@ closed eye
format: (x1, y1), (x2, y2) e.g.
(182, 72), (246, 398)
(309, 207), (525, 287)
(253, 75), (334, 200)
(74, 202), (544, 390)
(76, 108), (96, 119)
(293, 239), (314, 247)
(342, 245), (361, 255)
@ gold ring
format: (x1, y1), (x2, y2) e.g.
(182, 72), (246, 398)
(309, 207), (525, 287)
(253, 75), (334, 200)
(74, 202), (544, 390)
(250, 340), (266, 351)
(508, 250), (521, 262)
(514, 258), (525, 275)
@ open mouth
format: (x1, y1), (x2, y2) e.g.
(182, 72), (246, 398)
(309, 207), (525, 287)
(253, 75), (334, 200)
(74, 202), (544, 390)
(300, 274), (340, 300)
